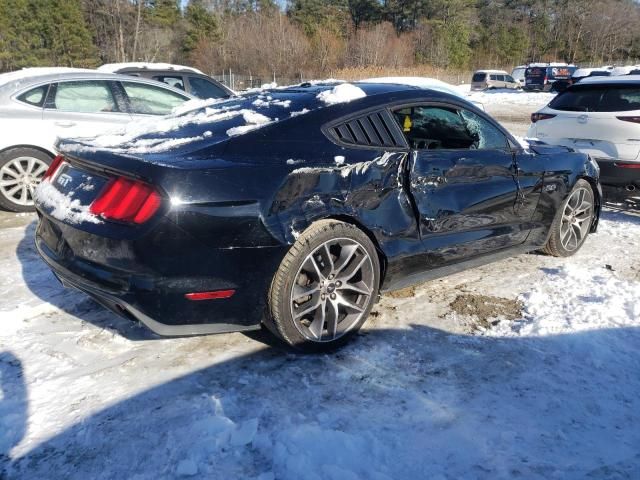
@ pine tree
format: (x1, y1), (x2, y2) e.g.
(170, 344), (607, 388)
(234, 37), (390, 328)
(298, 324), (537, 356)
(183, 0), (220, 55)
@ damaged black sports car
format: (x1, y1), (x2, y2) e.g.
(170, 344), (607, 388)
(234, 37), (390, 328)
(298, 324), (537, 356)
(34, 81), (601, 350)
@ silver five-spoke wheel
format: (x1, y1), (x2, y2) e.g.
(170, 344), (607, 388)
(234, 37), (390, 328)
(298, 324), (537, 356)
(290, 238), (375, 343)
(0, 156), (49, 207)
(559, 185), (593, 252)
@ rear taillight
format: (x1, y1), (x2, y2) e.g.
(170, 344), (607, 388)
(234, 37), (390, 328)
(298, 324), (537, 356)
(617, 116), (640, 124)
(614, 162), (640, 169)
(90, 177), (162, 224)
(531, 113), (556, 123)
(43, 155), (65, 181)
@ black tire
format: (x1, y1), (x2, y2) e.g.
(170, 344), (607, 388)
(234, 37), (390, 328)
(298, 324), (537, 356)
(542, 179), (595, 257)
(268, 220), (380, 352)
(0, 147), (53, 212)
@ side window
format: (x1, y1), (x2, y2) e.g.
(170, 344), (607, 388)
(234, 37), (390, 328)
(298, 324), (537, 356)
(459, 109), (510, 150)
(152, 75), (186, 91)
(497, 75), (505, 82)
(121, 82), (188, 115)
(392, 106), (509, 151)
(490, 74), (498, 81)
(51, 81), (118, 113)
(392, 106), (476, 150)
(188, 77), (229, 99)
(17, 85), (48, 107)
(506, 75), (515, 83)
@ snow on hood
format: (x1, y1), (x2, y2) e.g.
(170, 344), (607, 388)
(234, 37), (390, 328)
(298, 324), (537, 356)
(316, 83), (367, 105)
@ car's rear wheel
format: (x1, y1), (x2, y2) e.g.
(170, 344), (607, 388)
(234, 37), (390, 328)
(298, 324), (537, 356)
(543, 179), (595, 257)
(0, 148), (52, 212)
(268, 220), (380, 351)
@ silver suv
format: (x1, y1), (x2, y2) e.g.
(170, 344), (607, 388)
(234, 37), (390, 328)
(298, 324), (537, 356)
(471, 70), (520, 91)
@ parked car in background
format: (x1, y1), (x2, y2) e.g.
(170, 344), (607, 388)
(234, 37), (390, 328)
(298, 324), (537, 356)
(98, 63), (234, 100)
(470, 70), (520, 91)
(511, 65), (527, 84)
(524, 63), (577, 91)
(551, 67), (612, 93)
(0, 68), (193, 212)
(34, 81), (600, 350)
(528, 75), (640, 199)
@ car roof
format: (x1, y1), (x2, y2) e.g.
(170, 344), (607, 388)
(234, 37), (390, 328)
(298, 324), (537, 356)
(98, 63), (205, 75)
(0, 69), (196, 99)
(474, 70), (508, 74)
(577, 75), (640, 85)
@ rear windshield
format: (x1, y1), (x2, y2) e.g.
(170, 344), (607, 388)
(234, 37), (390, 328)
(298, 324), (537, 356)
(549, 85), (640, 112)
(472, 73), (486, 82)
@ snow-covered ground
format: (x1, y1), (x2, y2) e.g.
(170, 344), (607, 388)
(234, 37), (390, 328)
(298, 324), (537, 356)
(1, 92), (640, 478)
(1, 207), (639, 479)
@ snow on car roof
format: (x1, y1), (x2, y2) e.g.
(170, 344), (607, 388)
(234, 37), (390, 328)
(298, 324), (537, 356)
(98, 63), (205, 75)
(0, 67), (95, 88)
(572, 67), (610, 78)
(578, 75), (640, 85)
(360, 77), (466, 99)
(473, 70), (509, 74)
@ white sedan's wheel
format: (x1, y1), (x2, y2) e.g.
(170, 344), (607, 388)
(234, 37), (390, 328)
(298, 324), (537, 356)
(0, 148), (52, 212)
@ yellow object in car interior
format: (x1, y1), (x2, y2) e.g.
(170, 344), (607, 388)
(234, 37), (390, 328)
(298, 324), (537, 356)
(403, 115), (412, 132)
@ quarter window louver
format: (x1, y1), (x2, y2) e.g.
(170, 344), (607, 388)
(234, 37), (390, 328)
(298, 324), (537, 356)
(329, 110), (405, 148)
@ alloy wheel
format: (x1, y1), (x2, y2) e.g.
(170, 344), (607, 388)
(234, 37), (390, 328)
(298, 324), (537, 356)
(290, 238), (375, 343)
(559, 186), (593, 252)
(0, 156), (49, 207)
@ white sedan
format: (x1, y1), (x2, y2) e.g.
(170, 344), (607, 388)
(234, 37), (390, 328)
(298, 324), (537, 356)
(0, 68), (193, 211)
(527, 75), (640, 198)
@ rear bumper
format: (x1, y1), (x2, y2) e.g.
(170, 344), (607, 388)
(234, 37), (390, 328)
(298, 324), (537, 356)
(595, 158), (640, 193)
(35, 215), (287, 336)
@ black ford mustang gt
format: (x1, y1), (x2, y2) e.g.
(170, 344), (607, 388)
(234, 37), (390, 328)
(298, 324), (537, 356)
(34, 82), (601, 350)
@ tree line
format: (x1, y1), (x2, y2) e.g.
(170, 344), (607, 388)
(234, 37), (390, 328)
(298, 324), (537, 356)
(1, 0), (639, 78)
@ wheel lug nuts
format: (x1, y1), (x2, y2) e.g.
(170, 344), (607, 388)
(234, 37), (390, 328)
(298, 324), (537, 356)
(330, 293), (336, 300)
(321, 294), (326, 300)
(336, 281), (342, 287)
(328, 274), (334, 280)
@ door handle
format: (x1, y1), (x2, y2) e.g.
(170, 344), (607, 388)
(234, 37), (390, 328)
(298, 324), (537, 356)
(55, 121), (76, 128)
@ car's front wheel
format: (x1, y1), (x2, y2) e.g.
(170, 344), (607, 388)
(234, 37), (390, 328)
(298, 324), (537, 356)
(0, 147), (52, 212)
(543, 179), (595, 257)
(268, 220), (380, 351)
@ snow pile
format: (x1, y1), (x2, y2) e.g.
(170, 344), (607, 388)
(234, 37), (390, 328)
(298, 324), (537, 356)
(316, 83), (366, 105)
(466, 88), (556, 108)
(34, 181), (101, 225)
(492, 264), (640, 337)
(226, 110), (272, 137)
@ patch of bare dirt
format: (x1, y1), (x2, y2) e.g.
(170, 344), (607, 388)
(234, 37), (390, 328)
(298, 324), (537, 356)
(448, 293), (523, 329)
(384, 286), (416, 299)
